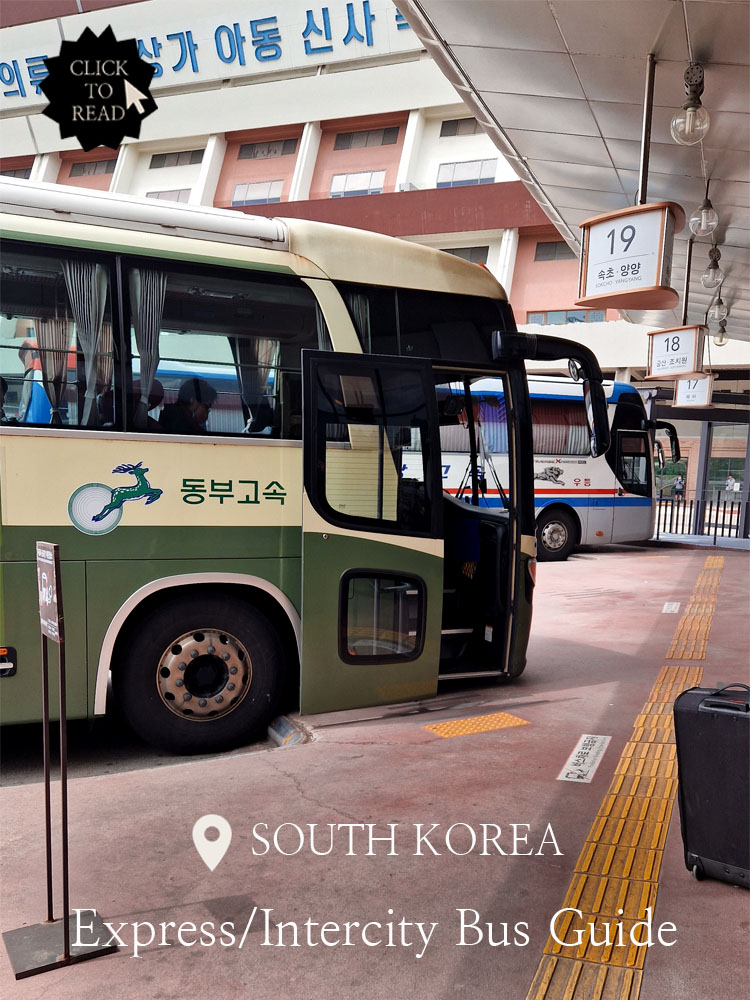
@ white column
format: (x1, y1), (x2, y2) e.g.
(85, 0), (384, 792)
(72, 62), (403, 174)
(30, 152), (61, 183)
(615, 367), (633, 383)
(495, 227), (519, 296)
(109, 144), (140, 194)
(288, 122), (322, 202)
(190, 134), (227, 206)
(395, 109), (425, 191)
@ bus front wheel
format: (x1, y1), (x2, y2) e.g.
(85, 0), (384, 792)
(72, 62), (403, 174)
(115, 594), (284, 754)
(536, 508), (576, 562)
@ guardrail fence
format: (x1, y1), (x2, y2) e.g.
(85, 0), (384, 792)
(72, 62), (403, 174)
(655, 489), (748, 542)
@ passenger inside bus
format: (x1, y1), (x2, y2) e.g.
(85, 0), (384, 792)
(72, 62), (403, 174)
(159, 377), (217, 435)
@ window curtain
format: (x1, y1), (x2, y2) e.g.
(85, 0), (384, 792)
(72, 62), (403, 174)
(343, 290), (371, 351)
(61, 259), (108, 425)
(96, 321), (114, 392)
(34, 319), (71, 425)
(531, 401), (588, 456)
(129, 268), (167, 429)
(233, 336), (279, 430)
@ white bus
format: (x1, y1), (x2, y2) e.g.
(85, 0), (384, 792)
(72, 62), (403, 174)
(405, 377), (679, 561)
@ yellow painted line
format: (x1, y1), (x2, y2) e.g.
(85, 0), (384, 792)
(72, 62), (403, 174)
(423, 710), (529, 739)
(525, 555), (722, 1000)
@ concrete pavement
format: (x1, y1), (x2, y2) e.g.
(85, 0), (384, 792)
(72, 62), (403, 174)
(1, 544), (748, 999)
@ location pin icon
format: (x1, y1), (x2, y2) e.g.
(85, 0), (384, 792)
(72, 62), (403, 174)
(193, 814), (232, 871)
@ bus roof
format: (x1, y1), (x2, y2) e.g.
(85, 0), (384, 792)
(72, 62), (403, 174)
(0, 177), (507, 299)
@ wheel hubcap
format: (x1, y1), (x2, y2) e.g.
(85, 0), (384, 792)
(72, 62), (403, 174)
(541, 520), (568, 551)
(157, 628), (251, 721)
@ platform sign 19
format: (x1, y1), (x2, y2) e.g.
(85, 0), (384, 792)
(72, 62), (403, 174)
(645, 325), (706, 380)
(673, 373), (713, 407)
(576, 202), (684, 311)
(36, 541), (64, 643)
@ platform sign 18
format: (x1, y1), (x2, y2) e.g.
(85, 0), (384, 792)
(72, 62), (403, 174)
(576, 202), (684, 311)
(645, 325), (706, 380)
(673, 373), (713, 407)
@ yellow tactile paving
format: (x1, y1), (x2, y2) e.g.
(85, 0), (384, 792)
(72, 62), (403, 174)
(543, 910), (652, 968)
(573, 842), (663, 882)
(587, 812), (670, 853)
(613, 744), (678, 783)
(423, 710), (529, 738)
(560, 873), (659, 921)
(595, 793), (672, 827)
(526, 957), (643, 1000)
(666, 557), (723, 660)
(525, 555), (721, 1000)
(606, 773), (678, 802)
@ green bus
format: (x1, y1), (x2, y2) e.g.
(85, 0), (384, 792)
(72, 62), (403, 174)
(0, 178), (609, 754)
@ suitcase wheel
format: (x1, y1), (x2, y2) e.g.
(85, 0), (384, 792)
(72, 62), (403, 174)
(691, 863), (705, 881)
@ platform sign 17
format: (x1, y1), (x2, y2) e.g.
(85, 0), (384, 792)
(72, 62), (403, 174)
(576, 202), (684, 311)
(673, 373), (713, 407)
(645, 325), (706, 380)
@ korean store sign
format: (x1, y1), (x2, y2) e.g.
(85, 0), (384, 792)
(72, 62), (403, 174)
(576, 202), (685, 311)
(645, 325), (706, 380)
(0, 0), (416, 111)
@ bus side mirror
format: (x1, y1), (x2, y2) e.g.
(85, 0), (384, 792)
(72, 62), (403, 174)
(655, 440), (665, 472)
(583, 379), (610, 457)
(653, 420), (681, 464)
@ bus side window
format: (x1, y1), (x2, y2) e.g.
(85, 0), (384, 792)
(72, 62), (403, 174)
(125, 262), (330, 436)
(0, 245), (116, 429)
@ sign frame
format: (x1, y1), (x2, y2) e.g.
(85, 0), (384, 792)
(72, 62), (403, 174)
(645, 325), (706, 381)
(576, 201), (685, 310)
(673, 373), (714, 408)
(36, 541), (64, 644)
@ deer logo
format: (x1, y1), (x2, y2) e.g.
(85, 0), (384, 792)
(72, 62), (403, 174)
(91, 463), (163, 522)
(68, 462), (163, 535)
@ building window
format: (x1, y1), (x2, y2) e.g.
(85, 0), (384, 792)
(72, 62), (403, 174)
(534, 241), (576, 261)
(333, 127), (399, 151)
(69, 159), (117, 177)
(526, 309), (606, 325)
(330, 170), (386, 198)
(146, 189), (191, 203)
(232, 180), (284, 206)
(436, 159), (496, 188)
(442, 246), (489, 266)
(0, 167), (31, 179)
(439, 118), (481, 137)
(149, 150), (204, 169)
(238, 139), (298, 160)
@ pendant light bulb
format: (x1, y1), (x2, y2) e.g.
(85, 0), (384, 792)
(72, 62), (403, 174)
(713, 322), (728, 348)
(708, 297), (728, 323)
(689, 197), (719, 237)
(671, 63), (710, 146)
(701, 246), (724, 289)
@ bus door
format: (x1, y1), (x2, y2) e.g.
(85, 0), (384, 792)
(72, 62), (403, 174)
(300, 352), (444, 715)
(588, 484), (615, 543)
(613, 429), (653, 540)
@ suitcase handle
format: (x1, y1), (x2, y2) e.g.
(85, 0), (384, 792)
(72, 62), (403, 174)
(701, 684), (750, 714)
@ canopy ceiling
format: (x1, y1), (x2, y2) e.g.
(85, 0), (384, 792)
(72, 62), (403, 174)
(397, 0), (750, 347)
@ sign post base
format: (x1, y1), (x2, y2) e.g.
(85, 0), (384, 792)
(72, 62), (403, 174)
(2, 911), (117, 980)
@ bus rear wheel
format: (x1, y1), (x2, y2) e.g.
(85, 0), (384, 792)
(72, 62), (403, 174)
(115, 594), (284, 754)
(536, 508), (576, 562)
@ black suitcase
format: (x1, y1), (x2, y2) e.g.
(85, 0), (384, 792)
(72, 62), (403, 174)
(673, 683), (750, 888)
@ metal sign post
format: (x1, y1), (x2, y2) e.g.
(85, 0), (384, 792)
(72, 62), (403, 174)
(2, 542), (117, 979)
